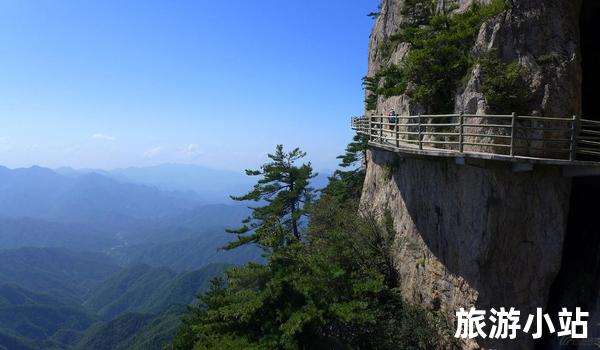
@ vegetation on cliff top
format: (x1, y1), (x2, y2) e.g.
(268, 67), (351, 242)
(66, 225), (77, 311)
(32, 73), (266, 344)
(364, 0), (523, 114)
(479, 49), (530, 115)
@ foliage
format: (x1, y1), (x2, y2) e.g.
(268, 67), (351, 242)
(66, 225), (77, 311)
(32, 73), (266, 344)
(367, 3), (382, 19)
(535, 52), (562, 66)
(337, 133), (368, 169)
(382, 165), (393, 181)
(0, 247), (119, 303)
(479, 50), (530, 115)
(362, 75), (380, 111)
(0, 330), (38, 350)
(400, 0), (436, 26)
(0, 260), (228, 350)
(364, 0), (508, 112)
(108, 234), (260, 273)
(170, 200), (452, 350)
(170, 145), (454, 350)
(363, 64), (408, 111)
(75, 313), (154, 350)
(73, 264), (227, 350)
(74, 307), (187, 350)
(0, 284), (97, 350)
(321, 134), (368, 205)
(84, 264), (227, 320)
(226, 145), (317, 250)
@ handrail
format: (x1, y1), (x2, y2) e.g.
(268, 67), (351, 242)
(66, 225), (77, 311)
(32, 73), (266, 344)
(351, 114), (600, 165)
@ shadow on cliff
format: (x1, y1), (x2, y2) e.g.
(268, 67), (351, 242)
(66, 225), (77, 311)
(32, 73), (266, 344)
(369, 149), (571, 349)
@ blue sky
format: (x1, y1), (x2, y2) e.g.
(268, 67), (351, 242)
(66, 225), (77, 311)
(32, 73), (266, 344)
(0, 0), (378, 171)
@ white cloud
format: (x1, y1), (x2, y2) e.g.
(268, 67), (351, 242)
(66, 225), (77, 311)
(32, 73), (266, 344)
(144, 146), (165, 159)
(142, 144), (203, 161)
(184, 143), (203, 158)
(91, 133), (116, 141)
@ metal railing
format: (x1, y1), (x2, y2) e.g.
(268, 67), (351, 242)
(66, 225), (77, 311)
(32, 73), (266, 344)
(351, 114), (600, 165)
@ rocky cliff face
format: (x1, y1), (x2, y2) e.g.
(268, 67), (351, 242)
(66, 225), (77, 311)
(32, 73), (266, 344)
(368, 0), (581, 116)
(360, 0), (586, 349)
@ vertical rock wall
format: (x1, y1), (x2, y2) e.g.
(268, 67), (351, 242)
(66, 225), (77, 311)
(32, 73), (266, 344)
(360, 0), (582, 348)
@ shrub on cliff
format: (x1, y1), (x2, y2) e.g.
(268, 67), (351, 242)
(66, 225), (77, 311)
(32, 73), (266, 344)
(364, 0), (508, 113)
(479, 50), (530, 115)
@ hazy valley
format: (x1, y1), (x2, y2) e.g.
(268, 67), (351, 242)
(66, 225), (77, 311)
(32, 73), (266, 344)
(0, 164), (269, 349)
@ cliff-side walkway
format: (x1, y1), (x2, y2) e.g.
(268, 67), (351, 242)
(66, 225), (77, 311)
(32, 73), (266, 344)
(351, 114), (600, 175)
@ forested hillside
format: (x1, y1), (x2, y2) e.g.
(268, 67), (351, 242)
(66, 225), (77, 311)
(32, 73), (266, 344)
(0, 248), (227, 350)
(0, 167), (261, 349)
(85, 264), (226, 320)
(0, 248), (119, 303)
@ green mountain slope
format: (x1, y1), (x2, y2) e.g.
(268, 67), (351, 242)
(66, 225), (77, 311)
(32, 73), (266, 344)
(76, 264), (227, 350)
(84, 263), (226, 320)
(109, 234), (261, 272)
(0, 263), (228, 350)
(0, 217), (118, 252)
(0, 248), (119, 302)
(0, 284), (59, 307)
(0, 284), (96, 350)
(74, 307), (183, 350)
(0, 331), (37, 350)
(74, 312), (154, 350)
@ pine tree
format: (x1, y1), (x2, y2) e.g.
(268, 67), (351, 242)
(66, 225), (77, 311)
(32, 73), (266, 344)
(170, 144), (455, 350)
(224, 144), (316, 250)
(336, 133), (369, 169)
(321, 134), (368, 204)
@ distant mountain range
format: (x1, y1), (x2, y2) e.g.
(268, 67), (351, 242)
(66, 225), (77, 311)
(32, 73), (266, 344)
(55, 163), (256, 205)
(54, 163), (330, 204)
(0, 217), (119, 252)
(0, 165), (200, 227)
(0, 165), (261, 270)
(0, 163), (323, 349)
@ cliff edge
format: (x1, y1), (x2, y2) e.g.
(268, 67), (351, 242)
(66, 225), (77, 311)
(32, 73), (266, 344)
(359, 0), (589, 348)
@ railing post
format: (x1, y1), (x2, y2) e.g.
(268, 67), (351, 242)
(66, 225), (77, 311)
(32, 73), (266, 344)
(459, 112), (464, 153)
(379, 116), (383, 144)
(510, 112), (516, 157)
(570, 114), (579, 161)
(369, 116), (373, 143)
(395, 116), (399, 148)
(418, 113), (422, 150)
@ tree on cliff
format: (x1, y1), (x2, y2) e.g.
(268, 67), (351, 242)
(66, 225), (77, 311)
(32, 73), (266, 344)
(169, 144), (454, 350)
(321, 133), (368, 204)
(224, 144), (316, 250)
(170, 201), (444, 350)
